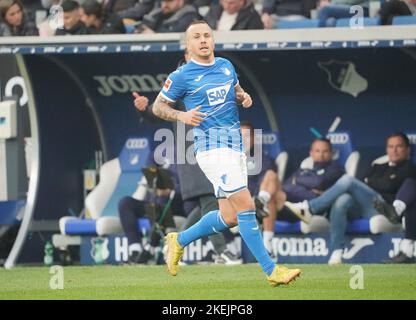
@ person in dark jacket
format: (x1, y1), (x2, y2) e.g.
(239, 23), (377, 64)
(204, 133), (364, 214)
(261, 0), (317, 28)
(0, 0), (38, 36)
(283, 138), (345, 204)
(204, 0), (264, 30)
(134, 0), (201, 33)
(379, 0), (416, 25)
(286, 133), (416, 265)
(81, 0), (125, 34)
(116, 0), (155, 21)
(55, 0), (88, 35)
(376, 177), (416, 263)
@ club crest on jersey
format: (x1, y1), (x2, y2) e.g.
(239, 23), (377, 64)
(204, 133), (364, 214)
(206, 83), (231, 106)
(221, 67), (231, 76)
(163, 78), (172, 91)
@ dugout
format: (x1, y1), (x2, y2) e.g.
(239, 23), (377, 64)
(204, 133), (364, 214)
(1, 26), (416, 266)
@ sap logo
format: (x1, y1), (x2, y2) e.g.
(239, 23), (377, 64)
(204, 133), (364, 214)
(407, 134), (416, 145)
(93, 74), (168, 97)
(126, 138), (148, 149)
(327, 132), (349, 144)
(206, 83), (231, 106)
(0, 76), (27, 106)
(272, 237), (329, 257)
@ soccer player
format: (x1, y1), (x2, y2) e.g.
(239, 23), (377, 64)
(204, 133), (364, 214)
(151, 20), (300, 286)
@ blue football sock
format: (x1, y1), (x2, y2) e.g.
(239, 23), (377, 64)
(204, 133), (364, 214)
(177, 210), (229, 247)
(238, 210), (275, 276)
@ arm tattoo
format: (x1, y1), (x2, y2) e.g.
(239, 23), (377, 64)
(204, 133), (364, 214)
(152, 95), (181, 122)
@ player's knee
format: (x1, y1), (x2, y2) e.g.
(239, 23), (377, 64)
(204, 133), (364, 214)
(222, 214), (238, 227)
(276, 190), (286, 205)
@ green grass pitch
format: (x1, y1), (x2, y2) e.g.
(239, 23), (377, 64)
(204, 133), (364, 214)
(0, 264), (415, 300)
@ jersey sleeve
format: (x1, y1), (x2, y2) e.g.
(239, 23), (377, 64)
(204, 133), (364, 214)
(160, 68), (186, 102)
(229, 61), (239, 87)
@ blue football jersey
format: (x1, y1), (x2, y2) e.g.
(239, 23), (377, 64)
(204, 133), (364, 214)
(160, 57), (243, 153)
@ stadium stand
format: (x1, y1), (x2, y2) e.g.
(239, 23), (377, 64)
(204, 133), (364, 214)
(392, 15), (416, 25)
(335, 17), (380, 27)
(275, 19), (320, 29)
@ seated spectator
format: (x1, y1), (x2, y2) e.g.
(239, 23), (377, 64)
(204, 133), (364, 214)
(55, 0), (88, 35)
(286, 133), (416, 265)
(204, 0), (264, 30)
(118, 160), (185, 264)
(134, 0), (200, 33)
(261, 0), (317, 28)
(379, 0), (416, 25)
(116, 0), (155, 21)
(375, 177), (416, 263)
(282, 138), (345, 204)
(0, 0), (39, 36)
(81, 0), (126, 34)
(240, 122), (285, 254)
(316, 0), (369, 28)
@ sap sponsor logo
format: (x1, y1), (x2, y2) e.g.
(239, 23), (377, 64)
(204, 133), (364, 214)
(318, 60), (368, 98)
(93, 74), (168, 96)
(0, 76), (27, 106)
(407, 134), (416, 145)
(327, 132), (349, 144)
(272, 237), (329, 257)
(206, 83), (232, 106)
(342, 238), (374, 259)
(126, 138), (148, 149)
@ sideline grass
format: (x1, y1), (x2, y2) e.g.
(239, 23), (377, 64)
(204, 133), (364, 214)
(0, 264), (415, 300)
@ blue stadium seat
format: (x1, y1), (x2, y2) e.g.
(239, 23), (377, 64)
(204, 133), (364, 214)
(0, 200), (25, 225)
(392, 16), (416, 25)
(335, 17), (380, 27)
(60, 137), (151, 236)
(275, 221), (301, 234)
(276, 19), (320, 29)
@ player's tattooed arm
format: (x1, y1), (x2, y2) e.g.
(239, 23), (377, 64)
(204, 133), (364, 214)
(152, 94), (181, 122)
(152, 94), (207, 126)
(235, 84), (253, 108)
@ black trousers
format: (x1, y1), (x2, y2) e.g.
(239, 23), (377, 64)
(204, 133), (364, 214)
(396, 178), (416, 240)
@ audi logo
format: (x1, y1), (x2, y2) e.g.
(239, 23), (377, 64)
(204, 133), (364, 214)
(126, 138), (148, 149)
(327, 133), (349, 144)
(261, 133), (277, 145)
